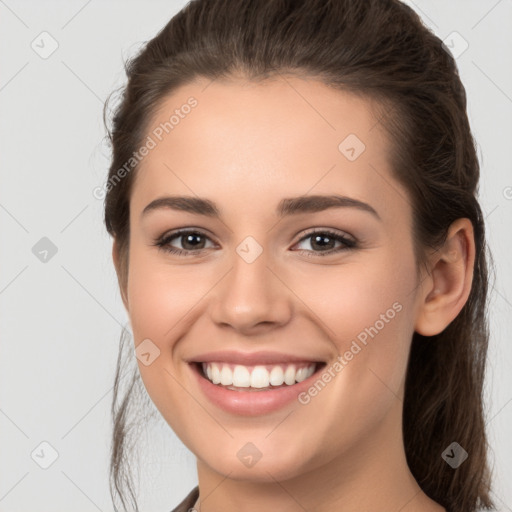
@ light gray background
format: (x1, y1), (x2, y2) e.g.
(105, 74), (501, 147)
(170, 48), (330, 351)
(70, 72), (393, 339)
(0, 1), (511, 511)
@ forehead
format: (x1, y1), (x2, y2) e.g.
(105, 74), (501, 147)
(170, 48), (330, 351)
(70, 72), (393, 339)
(131, 75), (409, 224)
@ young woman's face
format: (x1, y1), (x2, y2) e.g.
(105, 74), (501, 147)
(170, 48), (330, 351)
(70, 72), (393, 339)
(122, 76), (426, 482)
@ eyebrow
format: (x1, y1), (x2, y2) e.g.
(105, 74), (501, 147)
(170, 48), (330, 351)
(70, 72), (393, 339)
(141, 194), (381, 221)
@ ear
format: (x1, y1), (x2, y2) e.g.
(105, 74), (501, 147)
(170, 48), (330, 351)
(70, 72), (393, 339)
(414, 218), (475, 337)
(112, 238), (129, 311)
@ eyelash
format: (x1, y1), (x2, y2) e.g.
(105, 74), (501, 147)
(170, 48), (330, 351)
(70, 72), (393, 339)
(153, 228), (357, 258)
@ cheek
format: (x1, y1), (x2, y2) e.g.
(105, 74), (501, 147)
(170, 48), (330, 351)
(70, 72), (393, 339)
(126, 244), (203, 344)
(124, 246), (203, 435)
(286, 258), (416, 459)
(293, 251), (416, 398)
(291, 250), (415, 342)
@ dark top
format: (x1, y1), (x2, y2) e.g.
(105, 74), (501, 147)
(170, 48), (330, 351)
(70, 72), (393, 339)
(170, 486), (200, 512)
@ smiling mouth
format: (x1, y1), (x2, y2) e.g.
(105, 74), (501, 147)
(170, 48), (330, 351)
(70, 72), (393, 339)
(192, 361), (327, 392)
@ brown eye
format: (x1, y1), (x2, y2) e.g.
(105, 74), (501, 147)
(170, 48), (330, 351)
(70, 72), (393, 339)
(154, 229), (215, 256)
(293, 229), (356, 257)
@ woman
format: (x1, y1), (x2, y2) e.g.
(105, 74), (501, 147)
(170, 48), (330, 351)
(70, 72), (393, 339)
(102, 0), (495, 511)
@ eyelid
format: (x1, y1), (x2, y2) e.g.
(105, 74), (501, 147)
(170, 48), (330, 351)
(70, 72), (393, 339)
(156, 226), (217, 242)
(155, 228), (217, 248)
(291, 228), (357, 257)
(294, 226), (356, 244)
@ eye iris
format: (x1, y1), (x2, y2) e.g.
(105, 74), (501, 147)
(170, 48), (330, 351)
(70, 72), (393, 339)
(182, 233), (205, 250)
(311, 234), (335, 251)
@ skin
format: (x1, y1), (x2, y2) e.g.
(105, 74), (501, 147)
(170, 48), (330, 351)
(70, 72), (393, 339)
(113, 75), (475, 512)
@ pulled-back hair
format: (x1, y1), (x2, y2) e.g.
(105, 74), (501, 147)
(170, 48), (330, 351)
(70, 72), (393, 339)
(102, 1), (495, 510)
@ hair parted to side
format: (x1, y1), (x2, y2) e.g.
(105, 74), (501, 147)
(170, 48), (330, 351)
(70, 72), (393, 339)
(102, 1), (495, 511)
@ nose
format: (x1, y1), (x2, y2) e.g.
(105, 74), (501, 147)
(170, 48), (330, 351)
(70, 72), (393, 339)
(209, 246), (293, 336)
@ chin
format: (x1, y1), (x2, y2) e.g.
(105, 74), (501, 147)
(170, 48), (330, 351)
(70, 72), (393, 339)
(198, 443), (313, 483)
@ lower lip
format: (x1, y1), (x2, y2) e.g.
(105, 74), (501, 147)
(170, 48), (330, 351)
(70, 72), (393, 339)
(189, 362), (326, 416)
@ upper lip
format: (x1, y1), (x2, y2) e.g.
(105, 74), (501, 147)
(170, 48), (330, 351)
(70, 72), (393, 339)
(186, 350), (326, 366)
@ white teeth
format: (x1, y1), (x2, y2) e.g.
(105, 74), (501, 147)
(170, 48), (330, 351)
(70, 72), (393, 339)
(211, 364), (221, 384)
(220, 365), (232, 385)
(233, 365), (251, 387)
(295, 367), (309, 382)
(201, 362), (317, 388)
(284, 365), (296, 385)
(269, 366), (284, 386)
(250, 366), (269, 388)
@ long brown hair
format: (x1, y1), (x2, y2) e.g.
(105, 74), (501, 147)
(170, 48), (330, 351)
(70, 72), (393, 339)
(102, 1), (495, 510)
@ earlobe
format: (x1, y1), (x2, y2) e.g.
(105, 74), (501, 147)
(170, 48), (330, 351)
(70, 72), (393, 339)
(414, 218), (475, 337)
